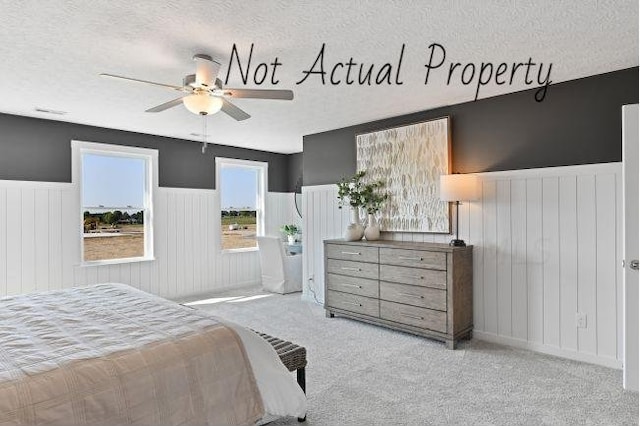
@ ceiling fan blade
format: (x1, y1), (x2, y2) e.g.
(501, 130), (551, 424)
(145, 97), (185, 113)
(193, 54), (221, 88)
(223, 88), (294, 100)
(100, 73), (185, 92)
(221, 99), (251, 121)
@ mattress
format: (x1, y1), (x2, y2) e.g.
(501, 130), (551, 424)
(0, 283), (306, 425)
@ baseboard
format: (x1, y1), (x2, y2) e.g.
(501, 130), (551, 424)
(474, 330), (622, 370)
(172, 280), (261, 301)
(301, 291), (323, 305)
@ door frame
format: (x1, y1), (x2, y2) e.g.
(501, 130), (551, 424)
(622, 103), (639, 391)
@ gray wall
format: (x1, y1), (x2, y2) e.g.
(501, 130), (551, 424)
(303, 67), (639, 186)
(0, 113), (293, 192)
(287, 152), (303, 193)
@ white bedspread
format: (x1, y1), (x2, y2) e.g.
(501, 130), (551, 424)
(223, 321), (307, 421)
(0, 284), (306, 425)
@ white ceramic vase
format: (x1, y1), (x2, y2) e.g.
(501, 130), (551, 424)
(364, 213), (380, 241)
(287, 235), (296, 244)
(344, 208), (364, 241)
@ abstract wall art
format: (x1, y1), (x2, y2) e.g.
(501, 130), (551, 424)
(356, 116), (451, 233)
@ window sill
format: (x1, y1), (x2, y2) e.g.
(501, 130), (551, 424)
(221, 247), (258, 254)
(79, 256), (156, 267)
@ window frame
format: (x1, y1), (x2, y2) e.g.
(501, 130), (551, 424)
(71, 140), (158, 266)
(215, 157), (268, 254)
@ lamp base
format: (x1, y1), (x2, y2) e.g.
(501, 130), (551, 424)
(449, 239), (467, 247)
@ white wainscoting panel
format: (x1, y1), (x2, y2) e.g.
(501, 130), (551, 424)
(301, 185), (351, 303)
(0, 181), (297, 299)
(265, 192), (302, 237)
(302, 163), (623, 368)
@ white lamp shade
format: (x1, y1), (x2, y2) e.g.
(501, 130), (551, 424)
(439, 174), (480, 201)
(183, 94), (223, 115)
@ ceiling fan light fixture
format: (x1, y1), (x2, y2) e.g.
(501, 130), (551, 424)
(102, 53), (292, 120)
(183, 94), (223, 115)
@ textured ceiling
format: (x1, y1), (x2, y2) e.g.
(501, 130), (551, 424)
(0, 1), (637, 153)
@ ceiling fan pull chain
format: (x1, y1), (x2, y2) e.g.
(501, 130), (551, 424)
(201, 116), (208, 154)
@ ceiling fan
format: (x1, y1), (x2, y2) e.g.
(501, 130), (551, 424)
(100, 54), (294, 121)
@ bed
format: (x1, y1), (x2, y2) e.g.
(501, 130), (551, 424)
(0, 283), (306, 425)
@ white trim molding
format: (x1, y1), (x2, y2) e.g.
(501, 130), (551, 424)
(71, 140), (159, 266)
(473, 331), (622, 369)
(215, 157), (268, 253)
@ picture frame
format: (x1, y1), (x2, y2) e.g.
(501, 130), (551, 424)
(356, 116), (452, 233)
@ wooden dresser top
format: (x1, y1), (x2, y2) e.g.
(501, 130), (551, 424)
(323, 239), (473, 253)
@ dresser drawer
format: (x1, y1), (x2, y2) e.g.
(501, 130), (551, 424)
(328, 259), (378, 280)
(327, 274), (379, 298)
(380, 300), (446, 333)
(326, 244), (378, 263)
(380, 281), (446, 311)
(380, 248), (446, 270)
(326, 290), (379, 317)
(380, 264), (446, 289)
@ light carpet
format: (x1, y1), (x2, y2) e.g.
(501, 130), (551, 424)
(180, 288), (638, 425)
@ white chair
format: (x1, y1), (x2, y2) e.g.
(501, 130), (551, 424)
(257, 236), (302, 294)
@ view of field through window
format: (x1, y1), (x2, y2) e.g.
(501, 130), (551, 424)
(220, 166), (258, 250)
(82, 153), (146, 261)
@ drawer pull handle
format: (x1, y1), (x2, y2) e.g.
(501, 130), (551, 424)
(341, 251), (362, 255)
(400, 313), (424, 320)
(398, 292), (424, 299)
(343, 284), (363, 289)
(344, 301), (362, 307)
(341, 267), (361, 272)
(399, 256), (423, 261)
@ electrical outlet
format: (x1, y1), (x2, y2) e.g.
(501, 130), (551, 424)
(576, 312), (587, 328)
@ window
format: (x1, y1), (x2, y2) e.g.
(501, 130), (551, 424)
(72, 141), (157, 264)
(216, 158), (267, 251)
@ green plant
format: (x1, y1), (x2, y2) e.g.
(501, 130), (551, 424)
(336, 170), (368, 208)
(362, 183), (389, 214)
(337, 170), (388, 213)
(280, 224), (300, 236)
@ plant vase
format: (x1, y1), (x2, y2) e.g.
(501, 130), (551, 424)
(364, 213), (380, 241)
(344, 208), (364, 241)
(287, 235), (296, 244)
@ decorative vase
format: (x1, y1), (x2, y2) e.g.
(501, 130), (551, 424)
(344, 207), (364, 241)
(287, 235), (296, 244)
(364, 213), (380, 241)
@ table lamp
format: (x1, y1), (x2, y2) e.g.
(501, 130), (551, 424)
(439, 174), (480, 247)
